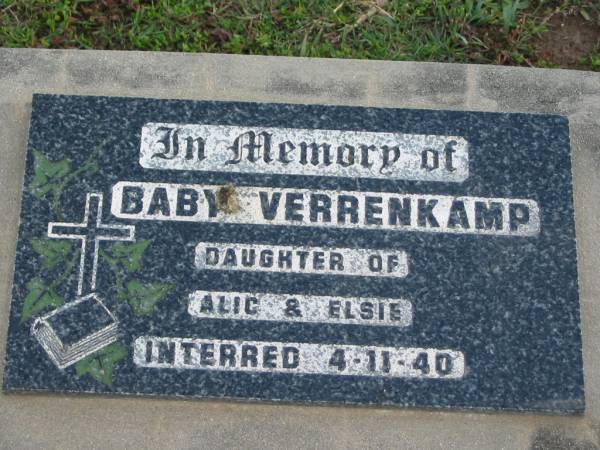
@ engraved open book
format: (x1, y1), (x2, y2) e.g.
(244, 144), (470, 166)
(31, 293), (119, 369)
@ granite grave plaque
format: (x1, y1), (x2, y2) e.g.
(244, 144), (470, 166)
(3, 94), (583, 413)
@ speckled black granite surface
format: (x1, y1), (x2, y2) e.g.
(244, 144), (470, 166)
(2, 94), (583, 413)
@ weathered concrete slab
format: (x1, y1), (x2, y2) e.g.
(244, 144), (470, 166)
(1, 48), (600, 449)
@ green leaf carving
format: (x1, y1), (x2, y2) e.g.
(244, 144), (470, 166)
(31, 238), (73, 269)
(21, 277), (64, 323)
(81, 160), (99, 175)
(104, 240), (151, 273)
(125, 280), (173, 316)
(29, 149), (71, 199)
(74, 342), (127, 386)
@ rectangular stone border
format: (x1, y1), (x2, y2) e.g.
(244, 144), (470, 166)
(0, 48), (599, 449)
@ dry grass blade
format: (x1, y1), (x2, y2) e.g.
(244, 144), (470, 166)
(349, 0), (391, 30)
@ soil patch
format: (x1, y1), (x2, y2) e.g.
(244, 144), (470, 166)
(535, 8), (600, 69)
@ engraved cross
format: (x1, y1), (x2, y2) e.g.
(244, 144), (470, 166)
(47, 192), (135, 297)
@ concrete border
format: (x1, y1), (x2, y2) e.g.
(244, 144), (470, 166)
(1, 48), (600, 449)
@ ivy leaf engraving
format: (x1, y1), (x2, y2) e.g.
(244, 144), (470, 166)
(21, 277), (63, 323)
(125, 280), (173, 316)
(74, 342), (127, 386)
(105, 240), (151, 273)
(80, 160), (99, 176)
(29, 149), (70, 199)
(31, 238), (73, 269)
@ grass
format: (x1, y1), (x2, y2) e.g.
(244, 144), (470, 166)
(1, 0), (599, 70)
